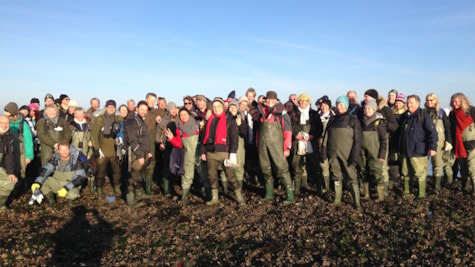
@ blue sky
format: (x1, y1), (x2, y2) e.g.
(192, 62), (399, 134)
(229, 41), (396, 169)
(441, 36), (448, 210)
(1, 0), (474, 110)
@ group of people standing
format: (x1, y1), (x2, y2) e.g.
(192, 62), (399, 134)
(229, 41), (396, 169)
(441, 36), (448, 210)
(0, 89), (473, 211)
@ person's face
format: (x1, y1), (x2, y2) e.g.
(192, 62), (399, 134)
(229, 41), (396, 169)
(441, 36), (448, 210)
(169, 107), (178, 116)
(298, 99), (310, 109)
(119, 106), (128, 118)
(127, 101), (136, 111)
(0, 116), (10, 133)
(58, 145), (70, 160)
(20, 109), (29, 117)
(452, 97), (461, 110)
(45, 98), (54, 106)
(265, 98), (276, 107)
(183, 99), (194, 110)
(228, 105), (238, 116)
(320, 103), (330, 113)
(246, 92), (256, 103)
(395, 101), (405, 110)
(137, 104), (148, 118)
(258, 96), (265, 104)
(158, 99), (166, 109)
(347, 92), (357, 106)
(179, 110), (190, 123)
(336, 102), (347, 114)
(426, 96), (436, 108)
(91, 99), (100, 109)
(388, 93), (396, 104)
(146, 96), (157, 109)
(61, 97), (70, 106)
(290, 94), (298, 106)
(212, 102), (224, 115)
(74, 110), (85, 121)
(106, 105), (116, 115)
(46, 107), (58, 119)
(196, 99), (206, 109)
(239, 101), (248, 111)
(364, 105), (375, 117)
(364, 94), (375, 103)
(68, 106), (76, 114)
(407, 97), (419, 114)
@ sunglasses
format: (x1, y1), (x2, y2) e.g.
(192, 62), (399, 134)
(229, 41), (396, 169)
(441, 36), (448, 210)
(184, 102), (193, 105)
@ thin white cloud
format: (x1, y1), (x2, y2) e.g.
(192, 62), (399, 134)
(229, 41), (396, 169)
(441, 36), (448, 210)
(248, 37), (343, 56)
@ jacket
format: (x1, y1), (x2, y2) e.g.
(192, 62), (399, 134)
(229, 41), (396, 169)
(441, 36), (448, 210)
(400, 108), (438, 157)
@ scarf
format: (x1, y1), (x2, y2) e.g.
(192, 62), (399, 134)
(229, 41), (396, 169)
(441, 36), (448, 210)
(203, 112), (227, 146)
(73, 118), (88, 131)
(179, 116), (199, 137)
(298, 106), (310, 125)
(454, 108), (474, 158)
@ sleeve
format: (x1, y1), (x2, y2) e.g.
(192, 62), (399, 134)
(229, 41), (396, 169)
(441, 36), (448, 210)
(127, 119), (145, 159)
(442, 111), (452, 144)
(22, 121), (34, 160)
(168, 128), (183, 148)
(3, 140), (15, 175)
(282, 113), (292, 151)
(228, 119), (239, 154)
(383, 107), (399, 133)
(238, 119), (247, 138)
(35, 160), (56, 185)
(424, 111), (438, 151)
(377, 120), (388, 159)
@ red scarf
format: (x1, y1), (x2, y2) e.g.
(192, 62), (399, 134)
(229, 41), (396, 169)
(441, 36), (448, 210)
(203, 112), (227, 146)
(454, 108), (474, 158)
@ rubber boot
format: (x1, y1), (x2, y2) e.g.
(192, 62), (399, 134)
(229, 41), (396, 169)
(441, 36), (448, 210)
(446, 174), (453, 185)
(301, 176), (309, 190)
(323, 176), (330, 193)
(362, 182), (370, 200)
(403, 178), (410, 195)
(221, 180), (228, 195)
(206, 189), (220, 206)
(352, 183), (362, 211)
(331, 181), (342, 207)
(97, 187), (104, 199)
(383, 181), (389, 197)
(162, 178), (170, 196)
(435, 176), (441, 193)
(45, 193), (56, 206)
(418, 179), (426, 199)
(0, 195), (11, 211)
(294, 178), (301, 196)
(88, 177), (95, 193)
(261, 183), (274, 201)
(126, 192), (143, 207)
(135, 188), (152, 200)
(144, 176), (152, 195)
(234, 189), (246, 206)
(285, 185), (295, 203)
(113, 184), (122, 197)
(180, 188), (190, 202)
(376, 184), (385, 202)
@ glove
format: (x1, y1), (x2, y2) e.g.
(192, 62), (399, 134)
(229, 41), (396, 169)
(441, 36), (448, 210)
(229, 153), (237, 166)
(99, 149), (105, 159)
(57, 187), (68, 197)
(31, 183), (41, 193)
(444, 141), (453, 151)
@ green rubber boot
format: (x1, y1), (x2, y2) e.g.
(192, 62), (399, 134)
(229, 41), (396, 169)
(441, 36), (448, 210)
(221, 180), (228, 195)
(88, 177), (95, 193)
(294, 178), (301, 196)
(331, 181), (342, 207)
(206, 189), (220, 206)
(126, 192), (143, 207)
(234, 189), (246, 206)
(261, 183), (274, 201)
(362, 182), (370, 200)
(113, 184), (122, 197)
(162, 178), (170, 196)
(97, 187), (104, 199)
(352, 183), (362, 211)
(418, 179), (426, 199)
(180, 188), (190, 202)
(376, 184), (385, 202)
(285, 185), (295, 203)
(301, 176), (309, 190)
(145, 176), (152, 195)
(435, 176), (441, 193)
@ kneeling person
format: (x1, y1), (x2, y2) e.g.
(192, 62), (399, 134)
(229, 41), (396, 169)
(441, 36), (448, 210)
(31, 141), (87, 205)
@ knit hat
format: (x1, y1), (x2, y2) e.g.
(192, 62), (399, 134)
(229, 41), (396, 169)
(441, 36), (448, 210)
(396, 93), (406, 103)
(265, 91), (278, 100)
(19, 105), (30, 113)
(335, 96), (349, 110)
(45, 93), (54, 101)
(320, 98), (332, 108)
(212, 97), (225, 106)
(297, 93), (311, 103)
(28, 103), (39, 111)
(364, 89), (379, 100)
(69, 100), (78, 107)
(105, 99), (116, 108)
(195, 95), (207, 103)
(30, 98), (40, 104)
(4, 102), (19, 115)
(238, 96), (249, 104)
(166, 101), (177, 110)
(59, 94), (69, 102)
(228, 100), (238, 108)
(366, 99), (378, 111)
(388, 89), (398, 97)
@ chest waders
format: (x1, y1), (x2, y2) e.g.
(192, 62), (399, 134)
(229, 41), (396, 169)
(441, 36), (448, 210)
(431, 117), (446, 190)
(290, 123), (311, 195)
(259, 119), (293, 202)
(40, 121), (62, 165)
(461, 122), (475, 195)
(328, 126), (361, 210)
(360, 130), (384, 201)
(181, 134), (199, 202)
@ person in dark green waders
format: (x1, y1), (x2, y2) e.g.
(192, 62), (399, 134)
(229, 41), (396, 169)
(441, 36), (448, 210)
(322, 96), (362, 211)
(253, 91), (294, 203)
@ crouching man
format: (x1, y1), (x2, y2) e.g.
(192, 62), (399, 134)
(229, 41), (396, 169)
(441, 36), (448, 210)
(31, 141), (87, 206)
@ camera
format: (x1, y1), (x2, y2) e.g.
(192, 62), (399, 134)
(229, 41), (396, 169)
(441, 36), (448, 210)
(207, 138), (214, 144)
(78, 141), (83, 149)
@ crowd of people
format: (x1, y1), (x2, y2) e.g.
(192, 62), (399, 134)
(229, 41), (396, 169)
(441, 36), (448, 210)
(0, 88), (474, 211)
